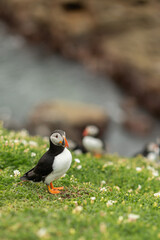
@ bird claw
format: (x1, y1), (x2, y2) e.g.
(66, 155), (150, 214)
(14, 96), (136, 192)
(53, 186), (64, 190)
(94, 153), (102, 158)
(48, 189), (60, 194)
(50, 183), (64, 191)
(48, 184), (64, 194)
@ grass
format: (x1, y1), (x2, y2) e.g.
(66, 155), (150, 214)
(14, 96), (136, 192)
(0, 122), (160, 240)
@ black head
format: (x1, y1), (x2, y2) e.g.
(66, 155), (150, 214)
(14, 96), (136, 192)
(83, 125), (99, 137)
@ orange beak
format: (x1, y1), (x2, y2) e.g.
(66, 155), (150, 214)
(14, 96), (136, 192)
(83, 129), (88, 136)
(64, 136), (69, 147)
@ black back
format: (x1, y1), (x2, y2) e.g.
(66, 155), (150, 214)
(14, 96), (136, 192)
(20, 138), (64, 182)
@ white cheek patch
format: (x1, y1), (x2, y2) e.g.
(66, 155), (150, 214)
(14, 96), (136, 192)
(50, 135), (63, 146)
(87, 126), (99, 136)
(50, 136), (58, 145)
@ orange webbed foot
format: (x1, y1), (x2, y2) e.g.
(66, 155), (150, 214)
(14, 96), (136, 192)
(94, 153), (102, 158)
(53, 186), (64, 190)
(50, 182), (64, 190)
(48, 183), (64, 194)
(47, 185), (60, 194)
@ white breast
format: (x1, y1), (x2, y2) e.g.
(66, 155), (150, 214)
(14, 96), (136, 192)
(82, 136), (103, 154)
(44, 148), (72, 185)
(147, 152), (159, 161)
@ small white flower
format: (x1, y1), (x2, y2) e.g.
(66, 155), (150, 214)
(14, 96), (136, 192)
(152, 170), (159, 177)
(10, 175), (13, 177)
(90, 197), (96, 201)
(74, 201), (78, 206)
(76, 206), (83, 212)
(74, 149), (82, 155)
(147, 166), (154, 171)
(37, 228), (47, 238)
(14, 139), (19, 144)
(138, 184), (142, 190)
(77, 165), (82, 170)
(106, 200), (116, 207)
(118, 216), (123, 222)
(136, 167), (142, 172)
(21, 140), (27, 145)
(147, 166), (159, 177)
(29, 141), (38, 147)
(20, 129), (28, 137)
(128, 214), (140, 222)
(100, 187), (107, 192)
(74, 158), (80, 163)
(103, 162), (113, 168)
(13, 170), (20, 177)
(72, 206), (83, 214)
(31, 152), (36, 157)
(154, 192), (160, 197)
(101, 180), (106, 185)
(61, 174), (66, 178)
(114, 186), (120, 191)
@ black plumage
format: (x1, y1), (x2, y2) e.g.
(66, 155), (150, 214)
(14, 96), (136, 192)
(133, 142), (160, 160)
(20, 130), (65, 183)
(20, 130), (72, 195)
(20, 147), (63, 182)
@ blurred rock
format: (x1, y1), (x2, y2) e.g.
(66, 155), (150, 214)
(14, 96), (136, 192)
(123, 113), (153, 136)
(121, 97), (138, 113)
(121, 97), (154, 135)
(0, 0), (160, 117)
(27, 100), (109, 144)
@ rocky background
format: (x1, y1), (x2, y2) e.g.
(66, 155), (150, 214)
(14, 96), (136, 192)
(0, 0), (160, 156)
(0, 0), (160, 118)
(27, 100), (109, 145)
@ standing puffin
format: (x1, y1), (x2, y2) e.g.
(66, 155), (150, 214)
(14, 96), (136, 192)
(20, 130), (72, 194)
(82, 125), (105, 156)
(133, 141), (160, 161)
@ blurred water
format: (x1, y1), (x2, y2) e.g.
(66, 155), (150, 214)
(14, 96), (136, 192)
(0, 23), (160, 156)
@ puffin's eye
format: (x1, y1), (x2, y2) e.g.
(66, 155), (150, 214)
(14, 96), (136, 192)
(55, 134), (58, 138)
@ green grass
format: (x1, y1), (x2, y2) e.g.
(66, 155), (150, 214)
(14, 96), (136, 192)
(0, 122), (160, 240)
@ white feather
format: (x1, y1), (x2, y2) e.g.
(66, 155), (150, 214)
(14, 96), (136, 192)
(82, 136), (103, 154)
(44, 148), (72, 185)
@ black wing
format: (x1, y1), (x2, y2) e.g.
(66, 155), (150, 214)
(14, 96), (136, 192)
(20, 151), (54, 182)
(34, 151), (54, 176)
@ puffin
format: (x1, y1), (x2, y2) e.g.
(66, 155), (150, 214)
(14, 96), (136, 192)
(82, 125), (106, 156)
(133, 141), (160, 161)
(20, 130), (72, 194)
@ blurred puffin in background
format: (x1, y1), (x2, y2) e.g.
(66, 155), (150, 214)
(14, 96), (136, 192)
(133, 139), (160, 162)
(82, 125), (106, 157)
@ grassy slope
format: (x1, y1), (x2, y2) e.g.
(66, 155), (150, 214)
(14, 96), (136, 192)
(0, 123), (160, 240)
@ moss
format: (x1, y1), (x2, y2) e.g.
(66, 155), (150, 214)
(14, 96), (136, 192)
(0, 123), (160, 240)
